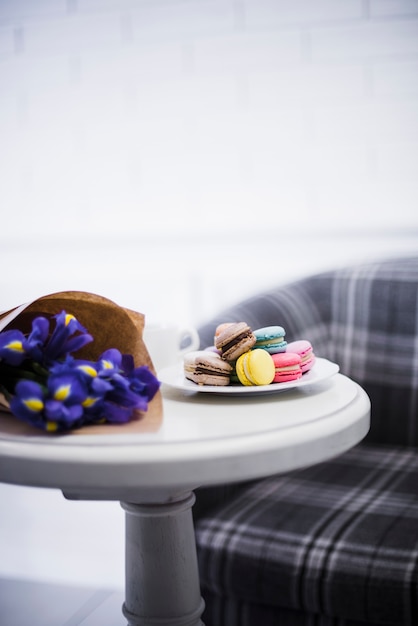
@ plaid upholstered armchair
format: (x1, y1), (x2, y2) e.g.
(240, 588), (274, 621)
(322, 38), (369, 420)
(194, 256), (418, 626)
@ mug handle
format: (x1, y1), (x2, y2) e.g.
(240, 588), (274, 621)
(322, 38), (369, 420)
(179, 327), (200, 355)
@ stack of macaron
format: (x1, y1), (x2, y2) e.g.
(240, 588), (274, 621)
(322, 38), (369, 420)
(183, 322), (316, 387)
(183, 350), (233, 386)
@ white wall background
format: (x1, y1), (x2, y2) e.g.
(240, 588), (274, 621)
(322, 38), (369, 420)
(1, 0), (418, 327)
(0, 0), (418, 591)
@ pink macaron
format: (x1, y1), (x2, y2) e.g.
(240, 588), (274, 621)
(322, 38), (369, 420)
(271, 352), (302, 383)
(286, 340), (315, 373)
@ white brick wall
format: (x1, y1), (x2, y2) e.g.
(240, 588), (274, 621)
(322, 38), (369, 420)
(370, 0), (418, 18)
(311, 20), (418, 60)
(245, 0), (365, 25)
(0, 0), (417, 324)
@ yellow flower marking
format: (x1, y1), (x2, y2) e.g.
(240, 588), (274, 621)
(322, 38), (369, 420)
(102, 360), (114, 370)
(23, 398), (44, 412)
(54, 384), (71, 401)
(65, 313), (76, 326)
(78, 364), (97, 377)
(82, 396), (98, 408)
(46, 422), (58, 432)
(6, 340), (24, 353)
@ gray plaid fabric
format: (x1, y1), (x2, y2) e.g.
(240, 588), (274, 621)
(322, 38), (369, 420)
(195, 257), (418, 625)
(196, 444), (418, 626)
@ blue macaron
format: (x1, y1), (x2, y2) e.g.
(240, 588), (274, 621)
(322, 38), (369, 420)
(253, 326), (287, 354)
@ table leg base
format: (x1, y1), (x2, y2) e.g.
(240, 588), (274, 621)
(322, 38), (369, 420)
(122, 599), (205, 626)
(121, 493), (205, 626)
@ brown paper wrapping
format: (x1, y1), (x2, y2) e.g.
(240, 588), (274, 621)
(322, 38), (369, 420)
(0, 291), (163, 436)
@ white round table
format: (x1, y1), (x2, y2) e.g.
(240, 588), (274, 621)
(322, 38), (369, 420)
(0, 369), (370, 626)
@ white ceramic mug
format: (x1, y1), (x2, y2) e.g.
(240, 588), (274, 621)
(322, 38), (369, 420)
(143, 323), (200, 373)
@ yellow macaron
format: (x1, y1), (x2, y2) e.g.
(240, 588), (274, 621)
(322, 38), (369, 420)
(236, 349), (275, 386)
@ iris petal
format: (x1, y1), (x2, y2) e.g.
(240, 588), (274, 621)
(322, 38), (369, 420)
(9, 380), (46, 424)
(48, 373), (87, 405)
(44, 311), (93, 361)
(0, 330), (28, 366)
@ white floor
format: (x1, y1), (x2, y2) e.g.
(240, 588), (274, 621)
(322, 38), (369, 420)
(0, 578), (125, 626)
(0, 482), (125, 590)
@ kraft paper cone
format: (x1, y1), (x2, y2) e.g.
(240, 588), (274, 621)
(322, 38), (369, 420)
(0, 291), (163, 436)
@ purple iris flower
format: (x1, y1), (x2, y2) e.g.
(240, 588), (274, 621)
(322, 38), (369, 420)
(46, 366), (97, 428)
(121, 354), (161, 406)
(96, 348), (123, 374)
(92, 399), (133, 424)
(9, 380), (46, 429)
(10, 371), (89, 431)
(26, 316), (50, 362)
(105, 375), (145, 409)
(2, 311), (160, 431)
(130, 365), (161, 404)
(0, 329), (28, 366)
(47, 371), (87, 405)
(43, 311), (93, 362)
(97, 350), (160, 412)
(43, 399), (84, 428)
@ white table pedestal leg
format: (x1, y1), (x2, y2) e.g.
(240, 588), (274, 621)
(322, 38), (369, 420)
(121, 493), (205, 626)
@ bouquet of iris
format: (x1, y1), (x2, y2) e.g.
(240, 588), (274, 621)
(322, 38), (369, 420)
(0, 292), (160, 433)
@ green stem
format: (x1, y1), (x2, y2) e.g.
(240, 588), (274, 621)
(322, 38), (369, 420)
(0, 361), (48, 396)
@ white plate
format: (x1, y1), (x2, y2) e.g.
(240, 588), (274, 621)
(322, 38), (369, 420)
(159, 357), (339, 396)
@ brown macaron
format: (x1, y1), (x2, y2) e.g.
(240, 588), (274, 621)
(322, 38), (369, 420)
(184, 351), (233, 386)
(214, 322), (256, 362)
